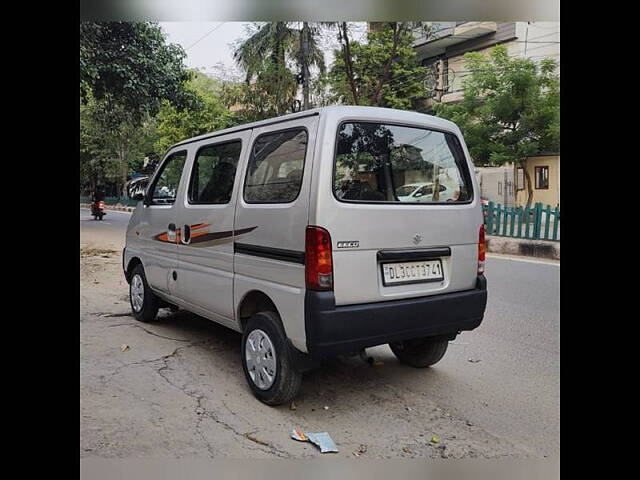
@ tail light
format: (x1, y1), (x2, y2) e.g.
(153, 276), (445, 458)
(478, 224), (486, 275)
(305, 226), (333, 291)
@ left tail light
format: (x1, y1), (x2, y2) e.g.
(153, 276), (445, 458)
(478, 224), (486, 275)
(305, 226), (333, 291)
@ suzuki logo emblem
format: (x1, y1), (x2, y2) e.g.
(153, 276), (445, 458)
(412, 234), (422, 245)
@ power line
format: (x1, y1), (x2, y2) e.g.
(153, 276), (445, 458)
(186, 22), (226, 51)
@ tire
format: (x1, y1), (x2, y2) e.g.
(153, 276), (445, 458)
(129, 264), (160, 323)
(97, 213), (104, 220)
(241, 311), (302, 405)
(389, 335), (449, 368)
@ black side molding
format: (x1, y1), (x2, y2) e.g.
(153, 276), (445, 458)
(376, 247), (452, 262)
(234, 242), (305, 264)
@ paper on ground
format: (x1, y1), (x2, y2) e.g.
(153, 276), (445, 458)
(291, 429), (338, 453)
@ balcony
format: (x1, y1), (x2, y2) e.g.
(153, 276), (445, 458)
(413, 22), (498, 59)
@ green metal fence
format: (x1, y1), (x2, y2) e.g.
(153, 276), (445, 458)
(483, 201), (560, 241)
(80, 196), (138, 207)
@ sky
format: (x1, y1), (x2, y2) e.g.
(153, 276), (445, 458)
(159, 22), (369, 79)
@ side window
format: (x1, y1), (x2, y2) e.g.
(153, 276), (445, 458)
(418, 185), (434, 196)
(188, 141), (242, 204)
(244, 128), (308, 203)
(150, 151), (187, 205)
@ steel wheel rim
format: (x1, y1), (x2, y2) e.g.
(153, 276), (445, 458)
(131, 274), (144, 312)
(245, 329), (277, 390)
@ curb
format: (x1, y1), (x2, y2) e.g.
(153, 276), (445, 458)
(486, 235), (560, 261)
(80, 203), (135, 213)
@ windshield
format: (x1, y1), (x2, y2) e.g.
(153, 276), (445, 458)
(333, 122), (473, 204)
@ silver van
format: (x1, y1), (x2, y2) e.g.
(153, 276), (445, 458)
(123, 106), (487, 405)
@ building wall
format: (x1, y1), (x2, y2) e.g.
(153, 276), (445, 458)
(475, 165), (516, 207)
(416, 22), (559, 105)
(515, 155), (560, 208)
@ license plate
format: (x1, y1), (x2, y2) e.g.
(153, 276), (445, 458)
(381, 259), (444, 286)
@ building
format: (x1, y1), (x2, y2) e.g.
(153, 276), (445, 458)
(475, 164), (516, 207)
(515, 155), (560, 209)
(412, 22), (560, 209)
(412, 22), (559, 110)
(476, 156), (560, 209)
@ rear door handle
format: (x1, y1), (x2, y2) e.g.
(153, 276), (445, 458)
(181, 224), (191, 244)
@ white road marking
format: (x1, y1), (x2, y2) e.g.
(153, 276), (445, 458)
(80, 208), (132, 215)
(487, 253), (559, 267)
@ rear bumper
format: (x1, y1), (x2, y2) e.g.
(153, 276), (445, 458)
(304, 275), (487, 358)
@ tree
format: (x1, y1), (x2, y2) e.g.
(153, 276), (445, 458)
(154, 71), (236, 155)
(232, 22), (326, 117)
(80, 21), (197, 125)
(80, 94), (157, 197)
(233, 22), (298, 117)
(80, 22), (199, 196)
(433, 45), (560, 207)
(328, 22), (432, 109)
(293, 22), (326, 110)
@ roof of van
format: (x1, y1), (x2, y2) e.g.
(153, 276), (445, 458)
(170, 105), (460, 150)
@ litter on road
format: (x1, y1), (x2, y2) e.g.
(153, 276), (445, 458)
(291, 429), (338, 453)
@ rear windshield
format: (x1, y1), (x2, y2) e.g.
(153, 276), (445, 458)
(333, 122), (473, 204)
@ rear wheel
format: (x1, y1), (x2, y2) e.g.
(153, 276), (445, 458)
(241, 311), (302, 405)
(389, 335), (449, 368)
(129, 264), (159, 323)
(97, 213), (104, 220)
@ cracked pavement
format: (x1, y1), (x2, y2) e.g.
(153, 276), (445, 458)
(80, 208), (558, 458)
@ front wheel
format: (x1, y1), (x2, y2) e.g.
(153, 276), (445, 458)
(241, 311), (302, 405)
(129, 264), (159, 323)
(389, 335), (449, 368)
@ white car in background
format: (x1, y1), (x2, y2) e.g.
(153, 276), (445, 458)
(396, 182), (457, 202)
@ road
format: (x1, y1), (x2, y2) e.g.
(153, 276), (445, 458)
(80, 207), (559, 458)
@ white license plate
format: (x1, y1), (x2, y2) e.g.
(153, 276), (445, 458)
(381, 259), (444, 286)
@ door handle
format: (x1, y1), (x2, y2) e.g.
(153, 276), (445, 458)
(182, 224), (191, 244)
(167, 223), (177, 242)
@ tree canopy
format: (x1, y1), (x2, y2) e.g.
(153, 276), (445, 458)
(433, 45), (559, 205)
(328, 22), (431, 109)
(80, 21), (196, 125)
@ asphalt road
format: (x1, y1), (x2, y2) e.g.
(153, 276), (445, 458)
(80, 207), (559, 457)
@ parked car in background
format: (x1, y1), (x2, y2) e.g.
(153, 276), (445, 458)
(396, 182), (457, 202)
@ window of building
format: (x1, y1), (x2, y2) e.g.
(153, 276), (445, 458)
(535, 166), (549, 189)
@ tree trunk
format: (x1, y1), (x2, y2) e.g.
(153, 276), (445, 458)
(371, 23), (401, 106)
(339, 22), (359, 105)
(524, 168), (534, 209)
(301, 22), (311, 110)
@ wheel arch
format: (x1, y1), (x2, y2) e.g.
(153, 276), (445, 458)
(237, 290), (281, 332)
(124, 256), (143, 284)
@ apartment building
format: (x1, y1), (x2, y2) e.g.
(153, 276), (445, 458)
(411, 21), (560, 109)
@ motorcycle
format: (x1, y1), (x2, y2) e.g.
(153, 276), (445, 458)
(91, 200), (106, 220)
